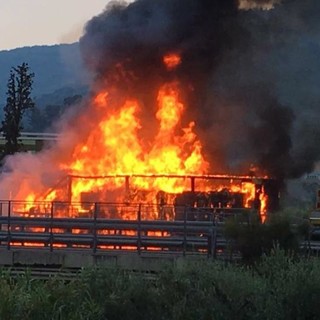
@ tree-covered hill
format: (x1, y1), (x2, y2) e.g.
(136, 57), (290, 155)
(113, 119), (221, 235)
(0, 43), (90, 107)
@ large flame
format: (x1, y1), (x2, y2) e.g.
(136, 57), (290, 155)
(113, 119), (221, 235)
(66, 80), (208, 204)
(4, 53), (268, 222)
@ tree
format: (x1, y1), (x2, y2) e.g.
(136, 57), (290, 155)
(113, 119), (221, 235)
(1, 63), (35, 155)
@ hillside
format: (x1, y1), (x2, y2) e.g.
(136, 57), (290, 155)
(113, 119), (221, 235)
(0, 43), (90, 108)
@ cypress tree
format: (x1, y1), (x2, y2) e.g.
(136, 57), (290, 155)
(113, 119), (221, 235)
(2, 63), (35, 155)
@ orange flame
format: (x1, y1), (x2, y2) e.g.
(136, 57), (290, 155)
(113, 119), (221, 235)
(163, 53), (181, 70)
(64, 81), (208, 211)
(259, 187), (268, 223)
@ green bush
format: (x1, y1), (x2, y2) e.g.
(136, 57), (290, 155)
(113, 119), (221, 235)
(0, 252), (319, 319)
(224, 211), (308, 262)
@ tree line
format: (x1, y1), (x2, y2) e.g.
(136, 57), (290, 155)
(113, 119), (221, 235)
(0, 62), (82, 159)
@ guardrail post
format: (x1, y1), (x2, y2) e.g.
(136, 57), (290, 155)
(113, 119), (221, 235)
(137, 204), (141, 255)
(208, 222), (217, 259)
(183, 206), (187, 256)
(7, 201), (11, 250)
(93, 203), (98, 253)
(50, 202), (54, 252)
(190, 177), (195, 192)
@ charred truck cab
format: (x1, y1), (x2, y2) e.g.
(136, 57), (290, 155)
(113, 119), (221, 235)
(171, 175), (280, 222)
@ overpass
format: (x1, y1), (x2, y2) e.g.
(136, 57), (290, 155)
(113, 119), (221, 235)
(0, 201), (229, 272)
(0, 132), (60, 152)
(0, 200), (317, 274)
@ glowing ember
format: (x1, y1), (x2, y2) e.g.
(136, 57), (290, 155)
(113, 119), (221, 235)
(94, 91), (109, 106)
(259, 187), (268, 223)
(163, 53), (181, 70)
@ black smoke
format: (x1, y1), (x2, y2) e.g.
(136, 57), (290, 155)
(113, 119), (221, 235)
(80, 0), (241, 94)
(79, 0), (320, 180)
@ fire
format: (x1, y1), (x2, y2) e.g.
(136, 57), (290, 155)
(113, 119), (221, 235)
(156, 83), (184, 131)
(94, 91), (109, 107)
(238, 182), (255, 208)
(259, 187), (268, 223)
(163, 53), (181, 70)
(25, 193), (36, 211)
(66, 81), (208, 209)
(6, 51), (271, 223)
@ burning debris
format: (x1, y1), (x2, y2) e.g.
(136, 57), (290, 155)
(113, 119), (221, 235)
(0, 0), (319, 221)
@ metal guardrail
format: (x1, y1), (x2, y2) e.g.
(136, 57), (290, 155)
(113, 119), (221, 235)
(0, 204), (218, 257)
(0, 267), (158, 281)
(0, 267), (80, 280)
(0, 200), (258, 259)
(0, 132), (60, 141)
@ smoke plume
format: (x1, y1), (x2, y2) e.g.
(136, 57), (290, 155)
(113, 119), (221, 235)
(78, 0), (320, 180)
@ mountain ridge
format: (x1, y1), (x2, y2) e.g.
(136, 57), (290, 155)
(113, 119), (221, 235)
(0, 43), (90, 106)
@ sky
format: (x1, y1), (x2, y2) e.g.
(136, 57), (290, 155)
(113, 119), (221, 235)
(0, 0), (126, 51)
(0, 0), (276, 51)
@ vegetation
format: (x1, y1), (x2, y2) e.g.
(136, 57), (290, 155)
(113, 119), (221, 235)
(0, 250), (319, 320)
(223, 210), (310, 262)
(0, 44), (88, 103)
(0, 61), (83, 157)
(0, 45), (88, 134)
(1, 63), (35, 155)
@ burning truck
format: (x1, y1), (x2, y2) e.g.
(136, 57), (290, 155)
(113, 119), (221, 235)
(0, 173), (279, 223)
(0, 0), (286, 223)
(0, 51), (280, 223)
(0, 61), (280, 222)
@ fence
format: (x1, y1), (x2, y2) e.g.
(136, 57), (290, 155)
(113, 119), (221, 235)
(0, 201), (219, 257)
